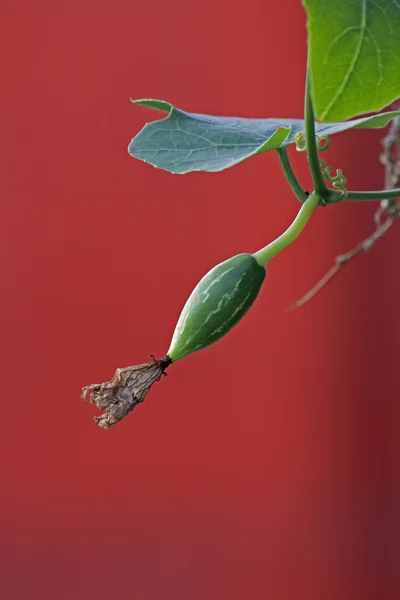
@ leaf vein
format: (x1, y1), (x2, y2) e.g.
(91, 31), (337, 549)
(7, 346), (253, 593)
(320, 0), (368, 120)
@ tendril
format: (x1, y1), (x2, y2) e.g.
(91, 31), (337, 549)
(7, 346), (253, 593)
(294, 132), (347, 197)
(319, 159), (348, 198)
(294, 131), (307, 152)
(316, 135), (330, 152)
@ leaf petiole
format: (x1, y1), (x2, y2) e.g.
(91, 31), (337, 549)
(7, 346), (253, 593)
(276, 147), (308, 203)
(304, 74), (328, 197)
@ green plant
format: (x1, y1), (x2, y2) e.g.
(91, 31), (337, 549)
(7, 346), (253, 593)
(83, 0), (400, 428)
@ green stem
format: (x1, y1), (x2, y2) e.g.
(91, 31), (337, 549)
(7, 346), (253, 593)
(276, 147), (307, 203)
(327, 188), (400, 202)
(305, 74), (327, 197)
(253, 192), (321, 265)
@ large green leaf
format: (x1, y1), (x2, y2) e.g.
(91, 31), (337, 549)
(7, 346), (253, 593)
(304, 0), (400, 122)
(128, 100), (400, 174)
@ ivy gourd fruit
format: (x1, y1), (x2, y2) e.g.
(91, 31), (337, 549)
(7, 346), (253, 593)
(168, 253), (266, 361)
(82, 253), (266, 428)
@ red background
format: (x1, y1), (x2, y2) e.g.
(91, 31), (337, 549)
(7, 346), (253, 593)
(1, 1), (399, 598)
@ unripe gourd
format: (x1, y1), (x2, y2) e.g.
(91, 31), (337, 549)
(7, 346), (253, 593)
(83, 253), (266, 428)
(167, 253), (266, 361)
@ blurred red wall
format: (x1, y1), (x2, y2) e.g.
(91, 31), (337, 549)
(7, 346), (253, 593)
(1, 1), (399, 599)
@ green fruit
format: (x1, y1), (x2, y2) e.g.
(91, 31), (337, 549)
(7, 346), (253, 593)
(167, 254), (266, 361)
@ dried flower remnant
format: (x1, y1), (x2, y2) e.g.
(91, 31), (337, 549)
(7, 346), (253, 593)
(82, 356), (171, 429)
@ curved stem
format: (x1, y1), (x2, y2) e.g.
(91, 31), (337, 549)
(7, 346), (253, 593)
(305, 74), (327, 197)
(327, 188), (400, 202)
(253, 192), (321, 265)
(276, 147), (307, 203)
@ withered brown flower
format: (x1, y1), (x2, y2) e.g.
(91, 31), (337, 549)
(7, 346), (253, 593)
(82, 356), (171, 429)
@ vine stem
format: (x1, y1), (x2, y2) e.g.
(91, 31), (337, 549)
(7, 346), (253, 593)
(328, 188), (400, 202)
(291, 110), (400, 308)
(305, 73), (327, 197)
(253, 192), (321, 265)
(276, 147), (307, 203)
